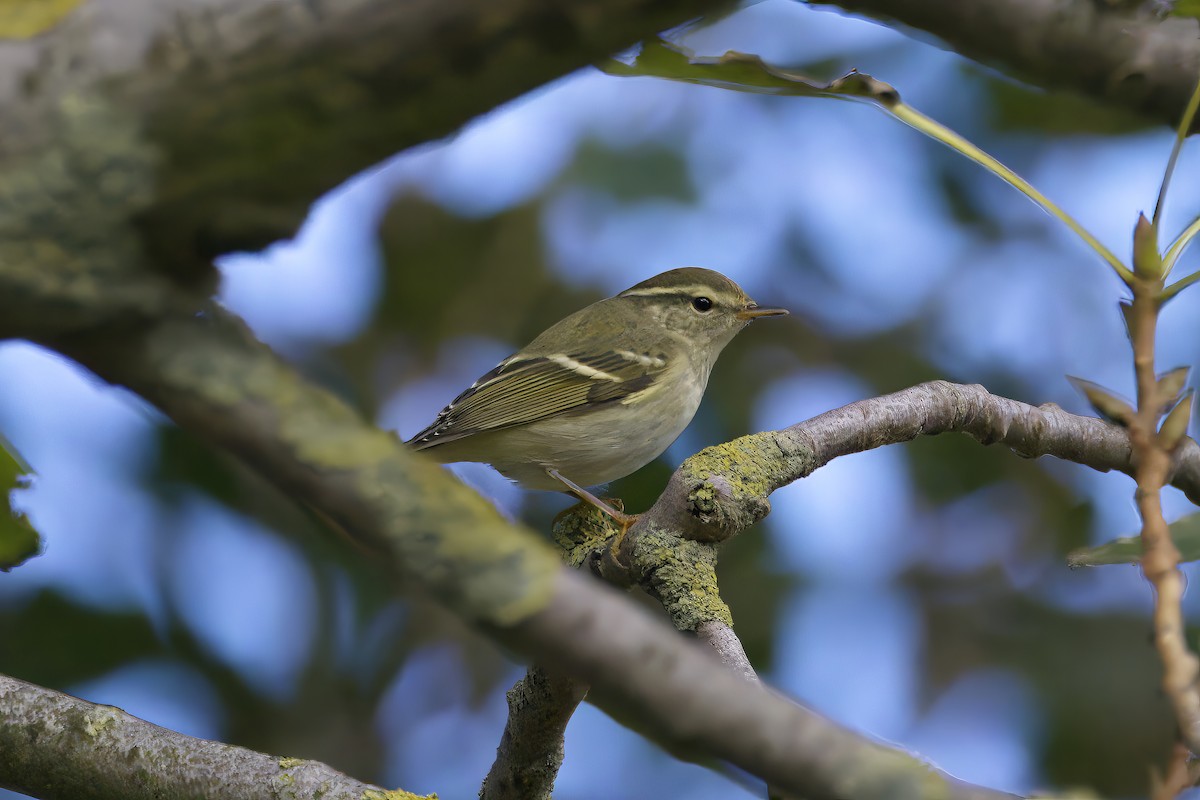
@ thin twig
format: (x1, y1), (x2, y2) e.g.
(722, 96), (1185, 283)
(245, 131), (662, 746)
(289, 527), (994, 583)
(1130, 70), (1200, 764)
(1128, 280), (1200, 753)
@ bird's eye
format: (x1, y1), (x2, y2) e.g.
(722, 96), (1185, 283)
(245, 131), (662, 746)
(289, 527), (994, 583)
(692, 296), (714, 313)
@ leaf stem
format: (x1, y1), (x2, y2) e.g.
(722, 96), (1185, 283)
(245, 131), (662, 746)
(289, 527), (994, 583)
(888, 104), (1134, 285)
(1162, 215), (1200, 281)
(1153, 74), (1200, 231)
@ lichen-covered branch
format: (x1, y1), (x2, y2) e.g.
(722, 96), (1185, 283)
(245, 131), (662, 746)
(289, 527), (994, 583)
(0, 672), (415, 800)
(479, 511), (595, 800)
(511, 570), (1016, 800)
(0, 0), (731, 339)
(637, 380), (1200, 543)
(483, 379), (1193, 797)
(812, 0), (1200, 131)
(39, 312), (1014, 800)
(47, 310), (566, 629)
(577, 378), (1200, 776)
(481, 509), (747, 799)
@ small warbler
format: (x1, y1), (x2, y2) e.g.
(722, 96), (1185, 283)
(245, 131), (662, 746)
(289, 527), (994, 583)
(407, 267), (786, 521)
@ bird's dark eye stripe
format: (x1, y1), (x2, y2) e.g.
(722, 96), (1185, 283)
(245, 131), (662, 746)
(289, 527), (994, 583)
(692, 296), (714, 312)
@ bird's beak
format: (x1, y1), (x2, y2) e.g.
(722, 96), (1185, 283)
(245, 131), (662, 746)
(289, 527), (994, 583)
(736, 303), (789, 321)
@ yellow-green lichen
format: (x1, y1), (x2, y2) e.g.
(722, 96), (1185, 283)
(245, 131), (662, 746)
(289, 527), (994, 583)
(81, 705), (119, 738)
(277, 757), (305, 769)
(363, 789), (438, 800)
(677, 432), (815, 539)
(832, 746), (958, 800)
(681, 434), (786, 501)
(631, 526), (731, 631)
(0, 0), (83, 39)
(552, 501), (621, 567)
(0, 92), (180, 337)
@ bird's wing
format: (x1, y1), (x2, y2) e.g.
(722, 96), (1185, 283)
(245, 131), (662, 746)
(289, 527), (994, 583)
(406, 349), (670, 449)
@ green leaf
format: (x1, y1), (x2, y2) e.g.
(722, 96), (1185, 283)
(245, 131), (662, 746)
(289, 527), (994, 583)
(1157, 366), (1191, 411)
(1158, 389), (1194, 451)
(603, 39), (1134, 286)
(1068, 512), (1200, 566)
(569, 140), (696, 203)
(1162, 216), (1200, 280)
(0, 432), (38, 571)
(1162, 266), (1200, 303)
(1066, 376), (1134, 426)
(604, 39), (901, 102)
(0, 591), (163, 686)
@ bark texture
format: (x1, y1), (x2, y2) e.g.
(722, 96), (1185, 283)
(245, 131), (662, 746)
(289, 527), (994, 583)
(0, 673), (405, 800)
(815, 0), (1200, 130)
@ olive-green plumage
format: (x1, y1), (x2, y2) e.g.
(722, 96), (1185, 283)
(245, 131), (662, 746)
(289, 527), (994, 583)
(407, 267), (786, 491)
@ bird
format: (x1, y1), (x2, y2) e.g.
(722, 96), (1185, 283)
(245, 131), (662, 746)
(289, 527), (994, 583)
(406, 267), (787, 524)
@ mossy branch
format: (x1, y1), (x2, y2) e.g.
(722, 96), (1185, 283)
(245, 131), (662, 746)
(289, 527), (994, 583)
(0, 673), (414, 800)
(634, 380), (1200, 544)
(35, 311), (1015, 800)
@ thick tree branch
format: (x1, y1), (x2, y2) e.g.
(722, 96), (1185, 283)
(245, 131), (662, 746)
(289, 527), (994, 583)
(34, 312), (1014, 800)
(513, 570), (1017, 800)
(637, 380), (1200, 543)
(0, 673), (410, 800)
(812, 0), (1200, 131)
(0, 0), (730, 339)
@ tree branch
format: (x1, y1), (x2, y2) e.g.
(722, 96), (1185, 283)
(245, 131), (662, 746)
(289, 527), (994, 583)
(0, 0), (731, 323)
(636, 379), (1200, 544)
(37, 312), (1015, 800)
(811, 0), (1200, 131)
(4, 0), (1182, 796)
(1125, 256), (1200, 750)
(0, 673), (411, 800)
(696, 619), (759, 682)
(479, 666), (587, 800)
(489, 379), (1177, 799)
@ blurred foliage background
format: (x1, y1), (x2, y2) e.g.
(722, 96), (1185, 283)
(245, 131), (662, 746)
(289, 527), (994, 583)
(5, 2), (1200, 797)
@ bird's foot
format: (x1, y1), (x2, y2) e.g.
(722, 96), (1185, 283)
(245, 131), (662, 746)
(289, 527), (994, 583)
(546, 468), (638, 532)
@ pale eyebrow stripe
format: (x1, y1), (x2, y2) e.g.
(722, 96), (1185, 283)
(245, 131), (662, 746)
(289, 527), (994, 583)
(617, 285), (715, 298)
(546, 353), (623, 381)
